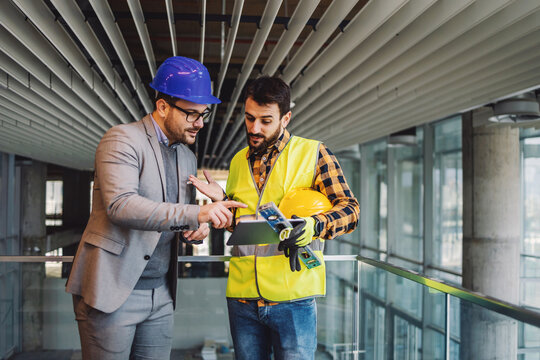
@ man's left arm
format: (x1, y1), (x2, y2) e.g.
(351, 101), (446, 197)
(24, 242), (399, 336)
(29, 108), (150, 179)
(311, 144), (360, 240)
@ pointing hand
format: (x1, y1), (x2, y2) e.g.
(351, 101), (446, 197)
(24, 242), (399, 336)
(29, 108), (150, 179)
(198, 200), (247, 229)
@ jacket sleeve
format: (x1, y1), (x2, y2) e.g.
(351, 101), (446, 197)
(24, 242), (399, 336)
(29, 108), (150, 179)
(95, 125), (200, 231)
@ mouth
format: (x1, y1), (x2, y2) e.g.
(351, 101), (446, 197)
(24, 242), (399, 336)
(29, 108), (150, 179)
(187, 129), (199, 136)
(249, 134), (263, 142)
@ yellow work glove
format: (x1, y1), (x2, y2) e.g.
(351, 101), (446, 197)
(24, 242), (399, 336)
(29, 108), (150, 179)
(293, 215), (316, 247)
(278, 216), (317, 272)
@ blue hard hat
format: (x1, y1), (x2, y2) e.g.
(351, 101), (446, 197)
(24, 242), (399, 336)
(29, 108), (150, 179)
(149, 56), (221, 104)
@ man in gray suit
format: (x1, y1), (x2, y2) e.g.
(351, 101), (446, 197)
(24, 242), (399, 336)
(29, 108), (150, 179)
(66, 56), (245, 359)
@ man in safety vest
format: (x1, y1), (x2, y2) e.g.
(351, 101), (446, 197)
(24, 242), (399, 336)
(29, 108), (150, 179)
(190, 76), (359, 359)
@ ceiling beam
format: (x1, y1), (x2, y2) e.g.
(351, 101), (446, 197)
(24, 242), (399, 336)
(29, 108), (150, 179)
(200, 0), (206, 63)
(210, 0), (362, 167)
(80, 11), (349, 30)
(0, 107), (96, 154)
(327, 55), (540, 149)
(0, 74), (102, 145)
(0, 50), (109, 135)
(201, 0), (244, 167)
(290, 0), (414, 100)
(293, 0), (538, 137)
(290, 0), (498, 133)
(49, 0), (144, 120)
(128, 0), (157, 78)
(280, 0), (360, 84)
(89, 0), (152, 113)
(208, 0), (283, 167)
(261, 0), (321, 77)
(165, 0), (177, 56)
(1, 1), (131, 125)
(219, 23), (540, 166)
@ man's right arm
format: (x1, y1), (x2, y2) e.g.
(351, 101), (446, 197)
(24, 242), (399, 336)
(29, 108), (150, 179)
(96, 127), (245, 231)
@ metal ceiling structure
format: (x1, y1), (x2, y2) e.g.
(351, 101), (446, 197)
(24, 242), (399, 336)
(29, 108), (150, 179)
(1, 0), (540, 170)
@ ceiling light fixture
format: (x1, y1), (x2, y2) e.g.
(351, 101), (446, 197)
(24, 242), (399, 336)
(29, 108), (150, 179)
(488, 92), (540, 123)
(388, 127), (417, 147)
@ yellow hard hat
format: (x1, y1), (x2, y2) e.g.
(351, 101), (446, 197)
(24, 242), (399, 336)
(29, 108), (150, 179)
(278, 188), (332, 218)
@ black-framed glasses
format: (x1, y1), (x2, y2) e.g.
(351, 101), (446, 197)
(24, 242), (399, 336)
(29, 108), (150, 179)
(168, 102), (212, 123)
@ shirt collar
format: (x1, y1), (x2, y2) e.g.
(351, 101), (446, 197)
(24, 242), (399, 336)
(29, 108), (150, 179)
(246, 129), (291, 159)
(151, 115), (170, 146)
(151, 115), (182, 148)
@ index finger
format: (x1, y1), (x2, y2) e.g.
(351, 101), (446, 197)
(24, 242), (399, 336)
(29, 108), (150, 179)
(221, 200), (248, 208)
(188, 175), (205, 189)
(188, 174), (201, 183)
(203, 169), (216, 183)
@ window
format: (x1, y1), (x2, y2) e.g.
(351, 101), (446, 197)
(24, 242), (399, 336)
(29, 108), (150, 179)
(329, 150), (361, 255)
(432, 117), (463, 273)
(391, 128), (424, 262)
(362, 141), (388, 255)
(45, 180), (63, 226)
(520, 129), (540, 311)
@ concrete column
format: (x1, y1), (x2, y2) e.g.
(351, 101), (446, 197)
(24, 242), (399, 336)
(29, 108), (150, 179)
(20, 160), (47, 351)
(461, 112), (520, 359)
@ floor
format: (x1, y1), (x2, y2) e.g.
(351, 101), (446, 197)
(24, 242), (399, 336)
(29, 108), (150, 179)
(9, 349), (232, 360)
(9, 348), (333, 359)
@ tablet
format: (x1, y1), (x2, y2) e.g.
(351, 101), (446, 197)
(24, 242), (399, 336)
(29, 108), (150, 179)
(226, 219), (304, 246)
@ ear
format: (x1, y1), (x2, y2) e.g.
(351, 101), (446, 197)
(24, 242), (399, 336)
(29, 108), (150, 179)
(155, 99), (169, 118)
(281, 111), (292, 128)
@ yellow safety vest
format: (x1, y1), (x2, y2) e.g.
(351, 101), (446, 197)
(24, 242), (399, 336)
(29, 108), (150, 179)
(225, 136), (326, 302)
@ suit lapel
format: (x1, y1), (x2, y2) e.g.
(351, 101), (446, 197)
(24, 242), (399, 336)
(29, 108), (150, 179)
(142, 115), (167, 202)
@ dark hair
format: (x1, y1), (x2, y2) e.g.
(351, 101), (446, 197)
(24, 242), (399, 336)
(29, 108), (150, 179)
(244, 76), (291, 118)
(153, 92), (177, 111)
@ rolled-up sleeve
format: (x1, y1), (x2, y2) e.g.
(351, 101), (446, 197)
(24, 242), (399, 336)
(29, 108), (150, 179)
(312, 144), (360, 240)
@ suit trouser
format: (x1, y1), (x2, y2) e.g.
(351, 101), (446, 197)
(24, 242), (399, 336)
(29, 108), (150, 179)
(73, 283), (174, 360)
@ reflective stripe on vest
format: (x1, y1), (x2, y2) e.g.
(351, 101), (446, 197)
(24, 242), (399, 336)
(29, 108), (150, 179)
(225, 136), (326, 302)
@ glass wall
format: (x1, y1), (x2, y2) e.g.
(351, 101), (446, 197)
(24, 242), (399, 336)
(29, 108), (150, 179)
(0, 152), (21, 359)
(520, 128), (540, 358)
(358, 117), (463, 276)
(361, 140), (388, 257)
(521, 129), (540, 311)
(389, 128), (424, 263)
(432, 117), (463, 274)
(330, 148), (362, 256)
(355, 117), (540, 357)
(361, 263), (435, 359)
(318, 260), (358, 358)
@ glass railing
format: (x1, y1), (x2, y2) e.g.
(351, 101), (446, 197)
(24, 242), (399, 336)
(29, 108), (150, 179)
(358, 256), (540, 360)
(1, 255), (539, 359)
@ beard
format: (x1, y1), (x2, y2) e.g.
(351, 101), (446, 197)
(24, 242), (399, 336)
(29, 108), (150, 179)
(245, 125), (281, 154)
(164, 113), (200, 145)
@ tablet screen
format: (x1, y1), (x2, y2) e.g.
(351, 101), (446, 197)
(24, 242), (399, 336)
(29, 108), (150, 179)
(226, 219), (304, 246)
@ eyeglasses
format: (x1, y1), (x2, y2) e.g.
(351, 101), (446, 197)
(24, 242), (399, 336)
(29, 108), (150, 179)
(168, 102), (212, 123)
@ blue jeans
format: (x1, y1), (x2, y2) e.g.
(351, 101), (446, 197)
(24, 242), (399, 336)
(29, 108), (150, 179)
(227, 298), (317, 360)
(73, 283), (174, 360)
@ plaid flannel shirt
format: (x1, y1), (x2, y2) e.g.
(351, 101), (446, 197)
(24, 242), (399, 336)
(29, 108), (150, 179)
(247, 129), (359, 240)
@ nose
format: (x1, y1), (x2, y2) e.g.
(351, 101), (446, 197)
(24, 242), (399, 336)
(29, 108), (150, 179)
(250, 120), (262, 134)
(193, 116), (204, 128)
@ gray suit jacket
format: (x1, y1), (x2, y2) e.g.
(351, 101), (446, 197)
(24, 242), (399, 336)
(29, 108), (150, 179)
(66, 115), (199, 313)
